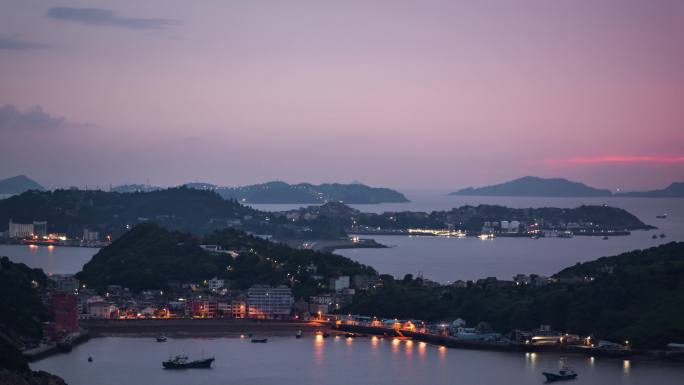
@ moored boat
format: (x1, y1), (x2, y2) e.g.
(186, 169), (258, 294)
(542, 368), (577, 382)
(162, 355), (214, 369)
(156, 336), (167, 342)
(295, 330), (303, 339)
(251, 338), (268, 343)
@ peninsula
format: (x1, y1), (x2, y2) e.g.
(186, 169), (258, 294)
(110, 181), (410, 204)
(215, 181), (409, 204)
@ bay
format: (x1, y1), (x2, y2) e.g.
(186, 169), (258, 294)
(31, 336), (684, 385)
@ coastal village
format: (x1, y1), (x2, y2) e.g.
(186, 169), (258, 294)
(1, 217), (680, 364)
(24, 258), (684, 362)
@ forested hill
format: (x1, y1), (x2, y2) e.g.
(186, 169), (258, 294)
(216, 181), (409, 204)
(77, 223), (375, 297)
(0, 187), (260, 238)
(0, 257), (66, 384)
(346, 242), (684, 348)
(282, 202), (653, 232)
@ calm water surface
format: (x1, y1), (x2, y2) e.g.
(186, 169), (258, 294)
(31, 336), (684, 385)
(0, 244), (99, 275)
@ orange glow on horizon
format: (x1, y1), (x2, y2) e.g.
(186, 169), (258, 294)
(546, 155), (684, 165)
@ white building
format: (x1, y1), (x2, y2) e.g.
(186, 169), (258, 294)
(208, 277), (225, 291)
(82, 229), (99, 241)
(329, 276), (350, 291)
(247, 285), (293, 319)
(8, 220), (34, 238)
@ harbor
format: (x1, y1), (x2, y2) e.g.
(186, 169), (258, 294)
(30, 334), (684, 385)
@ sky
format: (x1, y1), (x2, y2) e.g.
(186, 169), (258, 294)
(1, 0), (683, 191)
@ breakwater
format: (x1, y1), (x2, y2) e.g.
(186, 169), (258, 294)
(82, 318), (328, 337)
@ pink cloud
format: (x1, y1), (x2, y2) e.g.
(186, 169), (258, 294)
(546, 155), (684, 165)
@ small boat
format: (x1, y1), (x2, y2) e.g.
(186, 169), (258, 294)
(251, 338), (268, 343)
(162, 355), (214, 369)
(156, 336), (167, 342)
(602, 236), (609, 240)
(88, 356), (93, 362)
(542, 368), (577, 382)
(660, 233), (666, 238)
(652, 234), (658, 239)
(558, 231), (574, 239)
(295, 330), (303, 339)
(656, 214), (668, 219)
(344, 333), (355, 338)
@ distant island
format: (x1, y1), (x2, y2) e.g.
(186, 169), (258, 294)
(110, 181), (409, 204)
(615, 182), (684, 198)
(110, 184), (160, 193)
(280, 201), (653, 236)
(0, 175), (44, 197)
(450, 176), (612, 197)
(214, 181), (409, 204)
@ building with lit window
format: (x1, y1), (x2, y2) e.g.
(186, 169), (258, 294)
(8, 220), (34, 238)
(231, 300), (247, 318)
(247, 285), (293, 319)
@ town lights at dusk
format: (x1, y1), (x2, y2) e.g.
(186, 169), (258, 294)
(1, 1), (682, 385)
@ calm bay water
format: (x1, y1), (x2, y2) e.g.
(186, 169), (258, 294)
(337, 230), (672, 283)
(0, 244), (99, 275)
(31, 336), (684, 385)
(256, 194), (684, 282)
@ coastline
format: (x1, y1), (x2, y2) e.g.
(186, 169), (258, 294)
(82, 318), (328, 337)
(27, 319), (684, 365)
(25, 319), (329, 362)
(333, 324), (684, 364)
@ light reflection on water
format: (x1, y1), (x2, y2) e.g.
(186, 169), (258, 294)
(30, 337), (684, 385)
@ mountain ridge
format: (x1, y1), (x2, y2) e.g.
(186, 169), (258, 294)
(0, 175), (44, 195)
(450, 176), (612, 197)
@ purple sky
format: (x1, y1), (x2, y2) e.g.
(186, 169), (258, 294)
(1, 0), (683, 191)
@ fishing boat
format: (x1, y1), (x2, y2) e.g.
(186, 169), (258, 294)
(162, 355), (214, 369)
(542, 368), (577, 382)
(156, 336), (167, 342)
(251, 338), (268, 343)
